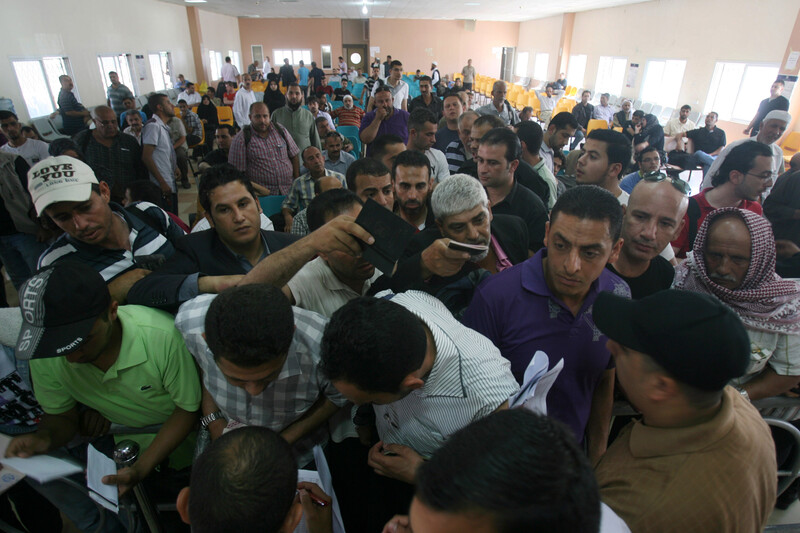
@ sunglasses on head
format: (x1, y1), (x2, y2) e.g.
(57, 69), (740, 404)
(641, 171), (691, 195)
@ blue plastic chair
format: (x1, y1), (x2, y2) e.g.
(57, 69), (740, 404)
(346, 135), (362, 160)
(331, 101), (344, 110)
(351, 83), (365, 99)
(259, 195), (287, 217)
(337, 125), (359, 139)
(329, 81), (341, 90)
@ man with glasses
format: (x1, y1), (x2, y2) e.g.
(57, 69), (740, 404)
(620, 146), (663, 194)
(672, 141), (772, 258)
(609, 175), (689, 298)
(73, 105), (146, 203)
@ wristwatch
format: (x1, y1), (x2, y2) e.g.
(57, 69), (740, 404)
(736, 387), (751, 402)
(200, 411), (226, 429)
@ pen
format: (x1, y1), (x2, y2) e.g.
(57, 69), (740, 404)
(299, 489), (328, 507)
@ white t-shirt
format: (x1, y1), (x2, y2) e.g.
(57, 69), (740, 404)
(233, 89), (256, 127)
(177, 91), (201, 106)
(221, 62), (239, 83)
(0, 138), (50, 167)
(371, 79), (409, 109)
(426, 148), (450, 183)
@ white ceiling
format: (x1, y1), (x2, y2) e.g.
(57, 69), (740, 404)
(165, 0), (652, 22)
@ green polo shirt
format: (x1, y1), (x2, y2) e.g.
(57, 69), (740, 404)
(31, 305), (201, 469)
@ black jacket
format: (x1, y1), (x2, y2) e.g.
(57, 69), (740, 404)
(370, 213), (529, 296)
(127, 228), (298, 312)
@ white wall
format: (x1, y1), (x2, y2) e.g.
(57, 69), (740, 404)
(197, 9), (242, 82)
(517, 15), (563, 83)
(0, 0), (195, 122)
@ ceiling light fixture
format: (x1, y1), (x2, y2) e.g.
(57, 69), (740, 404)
(362, 4), (368, 14)
(464, 2), (480, 5)
(185, 0), (207, 3)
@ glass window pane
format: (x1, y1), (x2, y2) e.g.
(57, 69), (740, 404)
(13, 61), (54, 117)
(149, 54), (165, 91)
(567, 54), (587, 89)
(533, 53), (548, 81)
(732, 65), (779, 122)
(516, 52), (528, 77)
(303, 50), (312, 65)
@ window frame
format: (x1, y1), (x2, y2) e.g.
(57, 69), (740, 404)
(97, 53), (138, 97)
(515, 51), (529, 78)
(321, 45), (332, 70)
(10, 55), (76, 118)
(567, 54), (587, 90)
(273, 49), (313, 67)
(208, 50), (223, 81)
(638, 58), (687, 109)
(594, 56), (627, 96)
(533, 52), (549, 82)
(148, 51), (174, 92)
(704, 61), (780, 123)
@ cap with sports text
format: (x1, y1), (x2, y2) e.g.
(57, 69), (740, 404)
(16, 262), (110, 361)
(27, 156), (99, 216)
(594, 289), (750, 391)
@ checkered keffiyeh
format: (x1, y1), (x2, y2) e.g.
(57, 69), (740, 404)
(673, 207), (800, 334)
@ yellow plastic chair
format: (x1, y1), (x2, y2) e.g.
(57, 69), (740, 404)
(781, 131), (800, 167)
(587, 119), (610, 136)
(217, 106), (234, 126)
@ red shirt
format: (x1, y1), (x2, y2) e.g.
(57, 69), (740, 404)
(671, 190), (763, 258)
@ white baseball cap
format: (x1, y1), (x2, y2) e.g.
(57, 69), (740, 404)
(28, 156), (99, 215)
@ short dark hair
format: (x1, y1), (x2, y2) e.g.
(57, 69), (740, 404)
(371, 134), (405, 161)
(207, 87), (216, 95)
(418, 75), (432, 84)
(374, 85), (393, 97)
(125, 180), (167, 209)
(0, 110), (18, 121)
(479, 127), (521, 163)
(189, 427), (297, 533)
(408, 107), (438, 132)
(205, 284), (295, 367)
(774, 79), (785, 87)
(548, 111), (579, 132)
(636, 145), (660, 162)
(391, 150), (431, 181)
(288, 82), (300, 89)
(48, 138), (84, 159)
(632, 110), (645, 119)
(346, 158), (390, 192)
(516, 121), (544, 155)
(586, 129), (632, 173)
(225, 56), (231, 62)
(416, 410), (601, 533)
(321, 297), (427, 393)
(185, 82), (195, 89)
(582, 90), (591, 97)
(122, 95), (134, 102)
(473, 114), (505, 130)
(390, 60), (403, 69)
(551, 185), (623, 241)
(148, 92), (169, 111)
(307, 189), (363, 232)
(307, 96), (319, 105)
(711, 141), (774, 187)
(198, 163), (258, 215)
(314, 116), (329, 126)
(215, 124), (236, 136)
(680, 104), (691, 111)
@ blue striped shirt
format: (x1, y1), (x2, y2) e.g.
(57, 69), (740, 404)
(37, 201), (185, 281)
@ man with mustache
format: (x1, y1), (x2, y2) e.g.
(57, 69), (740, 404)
(672, 141), (773, 258)
(392, 150), (434, 230)
(608, 177), (688, 299)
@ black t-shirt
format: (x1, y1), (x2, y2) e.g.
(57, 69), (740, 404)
(492, 181), (548, 251)
(752, 95), (790, 136)
(607, 256), (674, 300)
(686, 127), (726, 154)
(203, 149), (228, 167)
(516, 160), (550, 207)
(333, 88), (351, 101)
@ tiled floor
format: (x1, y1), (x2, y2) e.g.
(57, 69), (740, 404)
(769, 499), (800, 529)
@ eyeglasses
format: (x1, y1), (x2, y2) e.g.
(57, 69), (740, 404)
(745, 172), (773, 181)
(641, 171), (691, 195)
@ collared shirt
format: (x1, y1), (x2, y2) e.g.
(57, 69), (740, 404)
(619, 171), (643, 194)
(37, 201), (184, 280)
(288, 256), (380, 317)
(73, 130), (145, 200)
(177, 91), (201, 106)
(490, 234), (513, 272)
(142, 114), (177, 190)
(360, 109), (410, 156)
(535, 92), (561, 112)
(476, 102), (518, 126)
(331, 106), (365, 127)
(462, 249), (631, 441)
(282, 168), (346, 213)
(181, 109), (203, 138)
(123, 126), (142, 144)
(291, 208), (310, 236)
(58, 89), (87, 135)
(593, 104), (615, 125)
(663, 117), (696, 137)
(408, 95), (443, 121)
(175, 294), (347, 467)
(323, 150), (355, 175)
(233, 88), (256, 127)
(373, 291), (519, 458)
(31, 305), (201, 469)
(167, 117), (187, 151)
(228, 122), (300, 194)
(271, 105), (322, 153)
(221, 62), (239, 83)
(371, 79), (409, 109)
(539, 142), (554, 173)
(596, 388), (776, 533)
(532, 159), (558, 209)
(107, 84), (134, 115)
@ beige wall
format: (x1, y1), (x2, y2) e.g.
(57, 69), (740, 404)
(517, 15), (564, 84)
(239, 18), (342, 69)
(0, 0), (195, 122)
(369, 19), (520, 79)
(197, 9), (242, 82)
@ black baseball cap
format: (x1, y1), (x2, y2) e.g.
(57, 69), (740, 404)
(594, 289), (750, 391)
(16, 262), (110, 361)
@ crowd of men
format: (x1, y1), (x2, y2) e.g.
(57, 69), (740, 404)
(0, 56), (798, 533)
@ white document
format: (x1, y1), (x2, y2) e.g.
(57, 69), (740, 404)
(294, 445), (346, 533)
(508, 351), (564, 415)
(0, 433), (82, 483)
(0, 464), (24, 495)
(87, 444), (119, 514)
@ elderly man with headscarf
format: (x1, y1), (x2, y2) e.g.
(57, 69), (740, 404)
(331, 94), (365, 128)
(673, 207), (800, 408)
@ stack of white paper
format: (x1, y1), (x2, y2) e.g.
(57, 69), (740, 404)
(508, 351), (564, 415)
(0, 433), (82, 484)
(87, 444), (119, 514)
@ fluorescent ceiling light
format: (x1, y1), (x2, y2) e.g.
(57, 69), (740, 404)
(464, 2), (480, 4)
(185, 0), (207, 3)
(362, 5), (368, 14)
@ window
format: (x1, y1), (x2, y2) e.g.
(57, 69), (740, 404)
(595, 56), (626, 96)
(228, 50), (241, 72)
(97, 54), (137, 95)
(639, 59), (686, 108)
(273, 49), (312, 67)
(11, 57), (72, 118)
(704, 62), (779, 123)
(251, 45), (263, 65)
(515, 52), (529, 77)
(567, 54), (587, 90)
(148, 51), (173, 92)
(321, 45), (332, 69)
(533, 53), (549, 81)
(209, 50), (223, 81)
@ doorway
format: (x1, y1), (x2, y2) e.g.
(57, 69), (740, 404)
(343, 44), (368, 74)
(500, 47), (515, 82)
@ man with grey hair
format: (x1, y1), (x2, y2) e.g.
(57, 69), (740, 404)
(476, 80), (519, 126)
(371, 174), (529, 314)
(457, 110), (480, 163)
(701, 109), (790, 192)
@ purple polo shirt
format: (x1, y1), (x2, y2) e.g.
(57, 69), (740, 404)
(462, 249), (631, 441)
(359, 109), (410, 156)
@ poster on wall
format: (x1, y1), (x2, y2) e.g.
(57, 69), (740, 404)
(626, 63), (639, 88)
(777, 74), (797, 99)
(136, 55), (147, 81)
(785, 51), (799, 71)
(370, 46), (380, 59)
